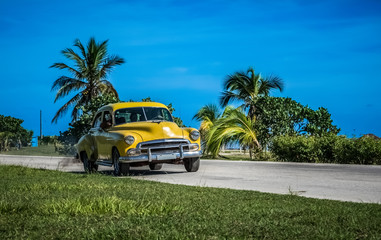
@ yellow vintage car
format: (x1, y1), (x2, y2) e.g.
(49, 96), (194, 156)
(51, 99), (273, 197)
(76, 102), (201, 175)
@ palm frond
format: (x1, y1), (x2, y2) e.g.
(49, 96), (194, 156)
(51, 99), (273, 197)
(257, 79), (272, 97)
(51, 76), (85, 92)
(193, 104), (221, 137)
(51, 92), (82, 123)
(205, 108), (260, 157)
(98, 55), (125, 79)
(266, 75), (284, 92)
(50, 63), (83, 79)
(61, 48), (85, 68)
(193, 104), (220, 122)
(220, 91), (242, 107)
(54, 79), (86, 102)
(73, 39), (86, 59)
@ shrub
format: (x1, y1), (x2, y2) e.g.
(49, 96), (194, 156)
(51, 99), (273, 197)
(271, 135), (318, 163)
(38, 136), (58, 146)
(270, 135), (381, 164)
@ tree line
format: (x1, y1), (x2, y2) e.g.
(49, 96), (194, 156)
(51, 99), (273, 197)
(0, 115), (33, 151)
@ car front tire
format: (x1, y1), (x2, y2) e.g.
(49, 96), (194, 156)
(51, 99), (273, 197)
(113, 148), (129, 176)
(184, 157), (200, 172)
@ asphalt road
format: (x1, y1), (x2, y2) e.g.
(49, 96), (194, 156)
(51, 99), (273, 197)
(1, 155), (380, 203)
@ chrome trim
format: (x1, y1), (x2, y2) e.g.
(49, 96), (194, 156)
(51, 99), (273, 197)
(119, 150), (202, 163)
(148, 148), (152, 162)
(180, 144), (184, 159)
(119, 138), (201, 163)
(95, 160), (113, 167)
(141, 107), (147, 121)
(136, 138), (190, 148)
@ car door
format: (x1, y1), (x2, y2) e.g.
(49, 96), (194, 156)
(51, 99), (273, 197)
(89, 112), (103, 160)
(96, 111), (113, 161)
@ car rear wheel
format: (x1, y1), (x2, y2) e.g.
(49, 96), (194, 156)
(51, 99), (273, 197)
(82, 152), (98, 173)
(149, 163), (163, 170)
(113, 148), (129, 176)
(184, 157), (200, 172)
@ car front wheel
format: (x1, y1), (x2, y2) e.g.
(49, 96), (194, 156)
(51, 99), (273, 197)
(184, 157), (200, 172)
(113, 148), (129, 176)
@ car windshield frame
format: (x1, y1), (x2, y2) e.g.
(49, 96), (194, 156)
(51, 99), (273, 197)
(114, 107), (174, 125)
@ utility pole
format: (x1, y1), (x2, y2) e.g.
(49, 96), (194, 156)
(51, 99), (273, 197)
(40, 110), (43, 143)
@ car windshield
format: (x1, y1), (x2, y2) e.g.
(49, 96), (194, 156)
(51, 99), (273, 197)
(114, 107), (173, 125)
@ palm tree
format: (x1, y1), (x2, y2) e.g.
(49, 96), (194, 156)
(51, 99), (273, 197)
(50, 37), (125, 123)
(193, 104), (221, 153)
(192, 104), (221, 138)
(220, 67), (284, 118)
(206, 107), (260, 160)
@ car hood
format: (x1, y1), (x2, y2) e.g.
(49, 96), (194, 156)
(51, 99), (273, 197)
(111, 121), (184, 141)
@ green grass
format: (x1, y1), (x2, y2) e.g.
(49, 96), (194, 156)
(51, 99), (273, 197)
(0, 165), (380, 239)
(0, 145), (69, 157)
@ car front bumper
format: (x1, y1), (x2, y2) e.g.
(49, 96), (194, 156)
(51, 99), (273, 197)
(119, 144), (202, 163)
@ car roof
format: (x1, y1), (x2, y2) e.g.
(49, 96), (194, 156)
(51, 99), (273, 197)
(98, 102), (168, 112)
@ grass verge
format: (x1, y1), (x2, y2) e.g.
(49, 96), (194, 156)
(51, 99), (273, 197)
(0, 165), (380, 239)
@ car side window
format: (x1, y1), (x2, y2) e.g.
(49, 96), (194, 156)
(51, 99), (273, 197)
(102, 111), (112, 129)
(92, 112), (103, 128)
(162, 109), (172, 121)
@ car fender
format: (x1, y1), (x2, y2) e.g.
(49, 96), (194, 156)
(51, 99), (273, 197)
(76, 134), (95, 161)
(108, 130), (143, 157)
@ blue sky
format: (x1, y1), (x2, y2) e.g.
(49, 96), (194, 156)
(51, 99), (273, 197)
(0, 0), (380, 137)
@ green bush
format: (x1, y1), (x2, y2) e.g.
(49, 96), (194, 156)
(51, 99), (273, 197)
(334, 137), (381, 165)
(270, 135), (381, 164)
(270, 135), (317, 163)
(251, 149), (276, 161)
(38, 136), (58, 146)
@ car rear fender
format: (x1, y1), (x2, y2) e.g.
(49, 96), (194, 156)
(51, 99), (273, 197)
(76, 134), (96, 161)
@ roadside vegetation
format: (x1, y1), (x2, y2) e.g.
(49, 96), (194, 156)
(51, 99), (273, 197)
(1, 165), (380, 239)
(194, 67), (381, 164)
(271, 134), (381, 164)
(0, 115), (33, 152)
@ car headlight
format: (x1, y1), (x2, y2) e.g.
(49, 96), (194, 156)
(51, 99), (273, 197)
(190, 130), (200, 141)
(124, 135), (135, 145)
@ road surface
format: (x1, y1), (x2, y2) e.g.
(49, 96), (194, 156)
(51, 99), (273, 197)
(1, 155), (380, 203)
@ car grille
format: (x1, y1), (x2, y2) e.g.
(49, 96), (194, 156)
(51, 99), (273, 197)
(138, 139), (191, 154)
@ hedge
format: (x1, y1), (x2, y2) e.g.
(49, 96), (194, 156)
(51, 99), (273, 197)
(270, 135), (381, 164)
